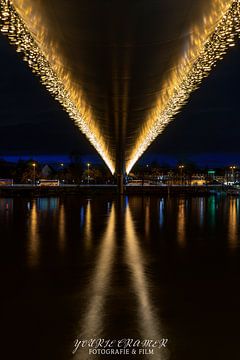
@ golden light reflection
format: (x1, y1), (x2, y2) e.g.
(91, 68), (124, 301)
(145, 197), (150, 237)
(125, 206), (167, 360)
(228, 198), (238, 248)
(177, 199), (186, 248)
(28, 199), (39, 267)
(58, 203), (66, 252)
(84, 200), (92, 250)
(75, 203), (116, 359)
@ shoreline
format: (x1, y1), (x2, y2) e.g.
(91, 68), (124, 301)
(0, 184), (229, 197)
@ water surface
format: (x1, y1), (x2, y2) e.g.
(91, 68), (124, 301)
(0, 195), (240, 359)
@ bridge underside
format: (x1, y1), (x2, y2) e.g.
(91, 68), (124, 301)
(0, 0), (240, 175)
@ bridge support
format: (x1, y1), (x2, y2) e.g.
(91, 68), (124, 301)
(115, 114), (126, 194)
(117, 171), (124, 195)
(116, 151), (125, 195)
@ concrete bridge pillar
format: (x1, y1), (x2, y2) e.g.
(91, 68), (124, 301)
(117, 171), (124, 195)
(116, 150), (125, 195)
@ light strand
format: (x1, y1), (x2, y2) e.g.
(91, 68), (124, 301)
(126, 0), (240, 173)
(0, 0), (115, 173)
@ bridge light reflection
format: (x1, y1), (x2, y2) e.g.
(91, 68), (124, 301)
(177, 199), (186, 248)
(125, 205), (167, 360)
(74, 204), (116, 359)
(28, 200), (39, 267)
(228, 198), (238, 249)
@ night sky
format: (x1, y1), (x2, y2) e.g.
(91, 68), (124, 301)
(0, 33), (240, 166)
(0, 36), (96, 160)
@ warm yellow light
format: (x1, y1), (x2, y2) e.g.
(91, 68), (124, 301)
(1, 0), (240, 175)
(0, 0), (115, 174)
(126, 0), (240, 173)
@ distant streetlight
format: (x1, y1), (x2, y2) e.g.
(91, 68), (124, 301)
(143, 164), (149, 186)
(32, 163), (36, 185)
(230, 165), (236, 183)
(60, 163), (64, 167)
(87, 163), (90, 184)
(178, 165), (184, 185)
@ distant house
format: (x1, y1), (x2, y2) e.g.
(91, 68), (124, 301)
(41, 164), (53, 178)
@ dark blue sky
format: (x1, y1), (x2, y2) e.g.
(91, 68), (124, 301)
(0, 34), (240, 166)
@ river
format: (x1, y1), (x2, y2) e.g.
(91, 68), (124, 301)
(0, 195), (240, 359)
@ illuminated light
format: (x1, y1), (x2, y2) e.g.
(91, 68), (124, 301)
(76, 204), (116, 344)
(228, 198), (238, 248)
(1, 1), (240, 174)
(177, 199), (187, 248)
(0, 0), (115, 174)
(58, 204), (66, 252)
(28, 200), (39, 267)
(126, 0), (240, 173)
(125, 205), (164, 342)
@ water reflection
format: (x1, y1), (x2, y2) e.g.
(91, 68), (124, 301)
(58, 203), (66, 252)
(84, 199), (92, 249)
(0, 198), (13, 225)
(228, 198), (238, 249)
(20, 195), (240, 268)
(208, 196), (216, 227)
(159, 198), (164, 228)
(199, 197), (205, 227)
(72, 199), (168, 359)
(1, 195), (240, 360)
(37, 197), (59, 211)
(75, 203), (116, 359)
(28, 200), (40, 267)
(80, 205), (85, 229)
(177, 199), (186, 248)
(145, 197), (150, 236)
(125, 206), (167, 360)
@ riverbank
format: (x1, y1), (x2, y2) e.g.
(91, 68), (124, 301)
(0, 184), (229, 197)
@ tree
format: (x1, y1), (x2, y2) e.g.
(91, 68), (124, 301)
(21, 162), (40, 183)
(65, 163), (83, 183)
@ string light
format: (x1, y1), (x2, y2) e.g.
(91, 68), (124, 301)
(0, 0), (115, 174)
(126, 0), (240, 173)
(1, 1), (240, 174)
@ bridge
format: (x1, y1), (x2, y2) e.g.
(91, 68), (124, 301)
(0, 0), (240, 191)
